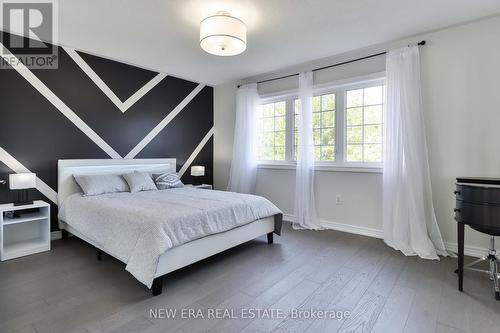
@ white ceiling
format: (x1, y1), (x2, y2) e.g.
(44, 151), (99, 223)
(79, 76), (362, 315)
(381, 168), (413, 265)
(58, 0), (500, 85)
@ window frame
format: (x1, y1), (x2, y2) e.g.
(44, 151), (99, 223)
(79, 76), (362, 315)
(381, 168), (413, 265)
(257, 73), (385, 173)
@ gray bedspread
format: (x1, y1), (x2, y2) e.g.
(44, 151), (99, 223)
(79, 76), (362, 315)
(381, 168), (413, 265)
(58, 188), (281, 287)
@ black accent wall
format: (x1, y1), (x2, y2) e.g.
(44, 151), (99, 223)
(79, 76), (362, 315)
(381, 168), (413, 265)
(0, 32), (214, 230)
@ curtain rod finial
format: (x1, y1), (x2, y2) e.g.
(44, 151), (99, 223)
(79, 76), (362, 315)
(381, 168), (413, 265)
(418, 40), (426, 46)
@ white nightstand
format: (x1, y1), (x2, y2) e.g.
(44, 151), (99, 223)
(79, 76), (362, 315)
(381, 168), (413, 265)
(186, 184), (213, 190)
(0, 200), (51, 261)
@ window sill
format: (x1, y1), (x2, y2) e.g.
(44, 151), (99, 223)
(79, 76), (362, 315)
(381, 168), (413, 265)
(257, 163), (382, 173)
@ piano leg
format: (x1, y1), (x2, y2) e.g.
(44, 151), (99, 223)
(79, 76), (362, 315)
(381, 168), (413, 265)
(458, 222), (464, 291)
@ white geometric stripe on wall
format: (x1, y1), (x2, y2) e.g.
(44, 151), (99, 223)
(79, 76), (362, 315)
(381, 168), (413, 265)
(178, 127), (214, 177)
(125, 83), (206, 158)
(0, 147), (58, 204)
(64, 47), (168, 113)
(0, 42), (122, 159)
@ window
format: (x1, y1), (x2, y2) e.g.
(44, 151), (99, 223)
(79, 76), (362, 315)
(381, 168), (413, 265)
(294, 93), (335, 161)
(257, 77), (385, 168)
(256, 101), (287, 161)
(346, 86), (384, 162)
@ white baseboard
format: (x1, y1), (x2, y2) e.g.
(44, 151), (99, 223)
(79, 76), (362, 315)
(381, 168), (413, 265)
(283, 214), (488, 258)
(51, 230), (74, 240)
(51, 230), (62, 240)
(443, 241), (488, 259)
(283, 213), (383, 239)
(321, 220), (384, 239)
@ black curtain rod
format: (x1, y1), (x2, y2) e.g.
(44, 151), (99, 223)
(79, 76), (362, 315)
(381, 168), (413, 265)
(237, 40), (426, 88)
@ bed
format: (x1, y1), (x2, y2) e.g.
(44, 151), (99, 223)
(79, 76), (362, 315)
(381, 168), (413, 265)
(57, 159), (282, 296)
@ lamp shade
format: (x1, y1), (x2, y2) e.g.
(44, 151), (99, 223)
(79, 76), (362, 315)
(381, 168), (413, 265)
(191, 166), (205, 177)
(9, 173), (36, 190)
(200, 11), (246, 56)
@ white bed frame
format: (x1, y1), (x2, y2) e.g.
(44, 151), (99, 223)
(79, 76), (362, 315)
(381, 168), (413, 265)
(57, 159), (275, 295)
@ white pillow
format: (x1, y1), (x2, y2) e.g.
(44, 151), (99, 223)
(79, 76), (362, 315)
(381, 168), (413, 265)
(123, 172), (158, 193)
(74, 174), (129, 196)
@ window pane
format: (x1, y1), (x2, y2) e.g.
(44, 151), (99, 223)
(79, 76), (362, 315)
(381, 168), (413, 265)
(313, 112), (321, 128)
(263, 147), (274, 160)
(275, 116), (286, 131)
(364, 105), (382, 125)
(312, 96), (321, 112)
(313, 129), (321, 145)
(364, 86), (383, 105)
(321, 128), (335, 145)
(256, 118), (263, 131)
(346, 107), (362, 126)
(263, 118), (274, 131)
(257, 100), (288, 162)
(263, 132), (274, 146)
(256, 135), (262, 158)
(274, 147), (285, 160)
(322, 111), (334, 127)
(294, 99), (300, 113)
(364, 144), (382, 162)
(314, 146), (321, 160)
(321, 146), (335, 161)
(294, 93), (336, 162)
(347, 89), (363, 107)
(263, 103), (274, 117)
(274, 131), (285, 146)
(347, 144), (362, 162)
(275, 101), (286, 116)
(364, 125), (382, 144)
(345, 84), (384, 163)
(347, 126), (362, 144)
(321, 94), (335, 111)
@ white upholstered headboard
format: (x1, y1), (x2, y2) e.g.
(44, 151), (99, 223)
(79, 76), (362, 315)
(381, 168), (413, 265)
(58, 159), (176, 205)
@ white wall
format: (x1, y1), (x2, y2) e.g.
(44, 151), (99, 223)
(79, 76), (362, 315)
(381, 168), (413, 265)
(420, 16), (500, 252)
(214, 82), (237, 191)
(214, 15), (500, 253)
(254, 168), (384, 235)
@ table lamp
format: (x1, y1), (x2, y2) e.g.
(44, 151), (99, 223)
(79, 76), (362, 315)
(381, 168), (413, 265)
(9, 173), (36, 206)
(190, 166), (205, 185)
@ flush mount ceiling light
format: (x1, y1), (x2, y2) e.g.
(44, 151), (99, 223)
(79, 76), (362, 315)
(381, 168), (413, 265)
(200, 11), (247, 56)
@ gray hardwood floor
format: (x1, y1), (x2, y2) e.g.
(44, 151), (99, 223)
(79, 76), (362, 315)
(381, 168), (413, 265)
(0, 223), (498, 333)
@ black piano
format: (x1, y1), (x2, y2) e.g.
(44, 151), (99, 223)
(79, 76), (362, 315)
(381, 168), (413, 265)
(454, 177), (500, 300)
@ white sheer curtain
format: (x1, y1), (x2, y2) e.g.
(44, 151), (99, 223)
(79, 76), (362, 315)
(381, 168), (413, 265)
(293, 71), (322, 230)
(227, 83), (258, 194)
(383, 46), (447, 259)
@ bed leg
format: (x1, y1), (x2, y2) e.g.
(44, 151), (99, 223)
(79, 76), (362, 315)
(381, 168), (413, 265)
(267, 232), (274, 244)
(97, 248), (102, 261)
(61, 229), (69, 239)
(152, 276), (163, 296)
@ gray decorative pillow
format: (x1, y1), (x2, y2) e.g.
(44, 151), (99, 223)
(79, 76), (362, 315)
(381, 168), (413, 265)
(153, 173), (184, 190)
(123, 172), (158, 193)
(74, 174), (129, 196)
